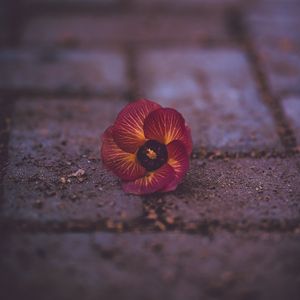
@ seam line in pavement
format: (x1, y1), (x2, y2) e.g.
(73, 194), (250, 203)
(228, 8), (297, 153)
(1, 218), (299, 235)
(125, 45), (139, 102)
(0, 98), (15, 210)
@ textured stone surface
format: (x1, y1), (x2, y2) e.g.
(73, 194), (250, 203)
(21, 14), (231, 46)
(247, 0), (300, 21)
(1, 1), (300, 299)
(1, 232), (300, 300)
(282, 96), (300, 146)
(0, 49), (128, 94)
(137, 48), (280, 152)
(2, 99), (143, 222)
(146, 157), (300, 227)
(247, 2), (300, 96)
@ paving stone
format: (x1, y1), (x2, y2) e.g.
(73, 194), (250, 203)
(1, 99), (143, 222)
(247, 2), (300, 96)
(0, 49), (128, 94)
(247, 0), (300, 21)
(21, 13), (231, 47)
(0, 232), (300, 300)
(137, 48), (280, 152)
(147, 157), (300, 227)
(282, 95), (300, 146)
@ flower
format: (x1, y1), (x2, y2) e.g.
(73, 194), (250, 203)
(101, 99), (192, 195)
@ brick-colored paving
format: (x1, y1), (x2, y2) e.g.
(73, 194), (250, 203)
(0, 1), (300, 299)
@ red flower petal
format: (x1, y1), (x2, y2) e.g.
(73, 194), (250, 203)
(144, 108), (191, 152)
(122, 164), (175, 195)
(161, 140), (189, 192)
(101, 126), (146, 181)
(112, 99), (161, 153)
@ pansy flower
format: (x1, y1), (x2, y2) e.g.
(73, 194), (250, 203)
(101, 99), (192, 195)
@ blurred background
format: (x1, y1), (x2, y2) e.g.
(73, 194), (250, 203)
(1, 0), (299, 151)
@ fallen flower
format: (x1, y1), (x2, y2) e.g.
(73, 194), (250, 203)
(101, 99), (192, 195)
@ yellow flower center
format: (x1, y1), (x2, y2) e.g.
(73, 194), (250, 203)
(146, 148), (157, 160)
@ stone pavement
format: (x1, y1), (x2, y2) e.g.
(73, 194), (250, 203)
(0, 0), (300, 299)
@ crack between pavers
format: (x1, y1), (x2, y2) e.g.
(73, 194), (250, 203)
(0, 98), (15, 210)
(124, 45), (140, 102)
(0, 0), (22, 211)
(17, 2), (238, 19)
(1, 218), (299, 235)
(9, 1), (128, 20)
(0, 88), (129, 100)
(191, 149), (299, 160)
(227, 8), (297, 153)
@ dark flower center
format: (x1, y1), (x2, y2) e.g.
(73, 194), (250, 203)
(137, 140), (168, 171)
